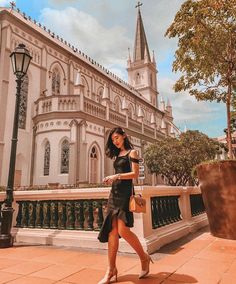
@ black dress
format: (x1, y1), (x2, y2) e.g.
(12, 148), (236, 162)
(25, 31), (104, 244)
(98, 151), (139, 243)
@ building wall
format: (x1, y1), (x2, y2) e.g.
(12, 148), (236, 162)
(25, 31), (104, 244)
(0, 8), (179, 187)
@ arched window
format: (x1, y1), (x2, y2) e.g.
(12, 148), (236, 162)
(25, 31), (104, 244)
(97, 88), (103, 103)
(81, 77), (89, 97)
(150, 74), (153, 87)
(52, 67), (60, 95)
(61, 140), (69, 174)
(90, 146), (98, 183)
(44, 141), (50, 176)
(114, 97), (120, 112)
(128, 104), (133, 119)
(135, 72), (141, 85)
(19, 74), (29, 129)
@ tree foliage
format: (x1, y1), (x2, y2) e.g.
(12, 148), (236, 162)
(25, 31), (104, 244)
(165, 0), (236, 158)
(144, 130), (222, 186)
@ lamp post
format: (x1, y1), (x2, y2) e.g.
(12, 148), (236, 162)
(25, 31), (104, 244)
(0, 44), (32, 248)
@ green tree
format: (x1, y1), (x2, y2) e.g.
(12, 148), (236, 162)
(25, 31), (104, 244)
(165, 0), (236, 158)
(144, 130), (221, 186)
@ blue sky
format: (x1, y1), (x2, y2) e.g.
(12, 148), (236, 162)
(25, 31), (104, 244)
(0, 0), (226, 138)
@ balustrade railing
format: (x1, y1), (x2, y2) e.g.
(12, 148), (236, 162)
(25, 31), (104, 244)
(144, 125), (155, 138)
(151, 196), (182, 229)
(15, 199), (108, 231)
(42, 99), (52, 113)
(128, 118), (142, 132)
(190, 194), (205, 217)
(109, 110), (126, 126)
(58, 97), (78, 111)
(84, 98), (106, 120)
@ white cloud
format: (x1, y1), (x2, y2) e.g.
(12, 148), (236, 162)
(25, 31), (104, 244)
(38, 1), (225, 137)
(0, 0), (11, 6)
(40, 7), (131, 68)
(158, 76), (225, 130)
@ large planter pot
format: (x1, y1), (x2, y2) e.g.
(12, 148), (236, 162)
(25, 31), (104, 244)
(197, 160), (236, 239)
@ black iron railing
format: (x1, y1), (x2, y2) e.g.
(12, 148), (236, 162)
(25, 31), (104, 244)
(151, 196), (182, 229)
(190, 194), (205, 217)
(15, 199), (108, 231)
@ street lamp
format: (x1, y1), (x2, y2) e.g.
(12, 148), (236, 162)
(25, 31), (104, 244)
(0, 44), (32, 248)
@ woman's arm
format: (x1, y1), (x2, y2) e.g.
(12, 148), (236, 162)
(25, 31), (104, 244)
(103, 150), (139, 184)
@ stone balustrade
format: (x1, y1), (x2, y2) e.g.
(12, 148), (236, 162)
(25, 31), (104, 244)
(33, 95), (161, 139)
(0, 186), (208, 253)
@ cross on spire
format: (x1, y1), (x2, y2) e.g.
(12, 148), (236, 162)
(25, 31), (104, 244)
(10, 1), (16, 9)
(135, 1), (143, 9)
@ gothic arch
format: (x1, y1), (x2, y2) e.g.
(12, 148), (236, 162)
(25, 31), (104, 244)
(135, 72), (141, 85)
(81, 75), (90, 97)
(43, 139), (50, 176)
(114, 96), (121, 112)
(97, 86), (104, 103)
(127, 103), (135, 119)
(88, 142), (102, 184)
(59, 138), (70, 174)
(49, 61), (66, 80)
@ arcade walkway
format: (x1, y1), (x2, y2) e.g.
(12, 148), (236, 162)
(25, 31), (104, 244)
(0, 228), (235, 283)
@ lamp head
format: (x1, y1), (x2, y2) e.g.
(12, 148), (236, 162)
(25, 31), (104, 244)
(10, 44), (32, 78)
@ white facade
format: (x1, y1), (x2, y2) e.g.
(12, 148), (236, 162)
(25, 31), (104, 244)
(0, 7), (180, 187)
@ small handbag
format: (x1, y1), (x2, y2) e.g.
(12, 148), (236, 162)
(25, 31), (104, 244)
(129, 186), (146, 213)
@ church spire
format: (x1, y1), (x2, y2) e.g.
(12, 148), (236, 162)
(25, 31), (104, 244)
(133, 2), (151, 62)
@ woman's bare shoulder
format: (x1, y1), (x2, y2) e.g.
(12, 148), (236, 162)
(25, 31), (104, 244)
(129, 149), (139, 159)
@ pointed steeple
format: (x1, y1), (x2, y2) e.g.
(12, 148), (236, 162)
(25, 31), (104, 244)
(133, 4), (151, 62)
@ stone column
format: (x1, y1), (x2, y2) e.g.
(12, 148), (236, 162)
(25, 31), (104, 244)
(77, 120), (88, 184)
(68, 120), (79, 185)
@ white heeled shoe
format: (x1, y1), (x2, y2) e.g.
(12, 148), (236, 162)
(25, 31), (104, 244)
(139, 253), (154, 279)
(97, 267), (118, 284)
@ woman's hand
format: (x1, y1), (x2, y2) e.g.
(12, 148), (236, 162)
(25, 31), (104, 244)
(103, 174), (118, 185)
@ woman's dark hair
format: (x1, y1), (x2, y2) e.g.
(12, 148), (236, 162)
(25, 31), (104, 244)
(105, 127), (133, 159)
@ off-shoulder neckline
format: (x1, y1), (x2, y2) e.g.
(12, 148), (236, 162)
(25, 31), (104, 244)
(117, 150), (131, 158)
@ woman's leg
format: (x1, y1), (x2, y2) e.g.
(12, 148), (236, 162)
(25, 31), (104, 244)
(117, 219), (146, 260)
(98, 217), (119, 284)
(108, 216), (119, 269)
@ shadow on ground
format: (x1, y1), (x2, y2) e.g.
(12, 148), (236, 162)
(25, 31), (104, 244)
(117, 272), (197, 283)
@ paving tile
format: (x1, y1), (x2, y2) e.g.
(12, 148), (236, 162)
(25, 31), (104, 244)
(194, 249), (236, 263)
(7, 276), (56, 284)
(29, 264), (81, 281)
(2, 261), (53, 275)
(66, 252), (107, 268)
(224, 259), (236, 275)
(31, 250), (79, 264)
(219, 273), (236, 284)
(63, 268), (105, 284)
(0, 246), (51, 260)
(0, 271), (22, 283)
(0, 258), (24, 270)
(115, 274), (165, 284)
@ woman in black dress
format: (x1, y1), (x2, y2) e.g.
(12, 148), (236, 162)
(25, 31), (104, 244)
(97, 127), (153, 284)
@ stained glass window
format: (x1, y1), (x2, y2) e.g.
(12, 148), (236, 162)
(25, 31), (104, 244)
(52, 67), (60, 95)
(44, 141), (50, 176)
(61, 140), (69, 174)
(19, 74), (29, 129)
(90, 146), (98, 183)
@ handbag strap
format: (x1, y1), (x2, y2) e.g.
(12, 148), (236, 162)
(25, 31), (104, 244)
(128, 150), (136, 197)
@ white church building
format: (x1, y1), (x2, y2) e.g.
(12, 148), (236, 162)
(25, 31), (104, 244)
(0, 6), (179, 187)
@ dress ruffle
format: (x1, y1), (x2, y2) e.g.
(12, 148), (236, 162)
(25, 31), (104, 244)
(97, 208), (134, 243)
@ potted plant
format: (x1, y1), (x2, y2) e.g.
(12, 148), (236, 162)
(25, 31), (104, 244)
(166, 0), (236, 239)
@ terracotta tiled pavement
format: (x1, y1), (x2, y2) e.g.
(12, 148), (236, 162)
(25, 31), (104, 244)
(0, 228), (236, 283)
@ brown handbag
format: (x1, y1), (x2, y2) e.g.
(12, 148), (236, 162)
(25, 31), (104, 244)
(129, 186), (146, 213)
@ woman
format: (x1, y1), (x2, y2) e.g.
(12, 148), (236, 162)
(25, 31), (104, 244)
(97, 127), (153, 284)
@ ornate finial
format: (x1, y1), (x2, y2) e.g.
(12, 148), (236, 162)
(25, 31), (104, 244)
(10, 1), (16, 10)
(128, 47), (131, 60)
(135, 1), (143, 9)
